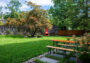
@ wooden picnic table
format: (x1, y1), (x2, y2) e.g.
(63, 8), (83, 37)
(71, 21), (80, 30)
(51, 40), (74, 43)
(51, 40), (75, 47)
(65, 37), (81, 41)
(51, 40), (90, 46)
(47, 40), (90, 55)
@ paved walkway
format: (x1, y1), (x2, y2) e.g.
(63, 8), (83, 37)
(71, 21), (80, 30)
(23, 52), (76, 63)
(40, 57), (58, 63)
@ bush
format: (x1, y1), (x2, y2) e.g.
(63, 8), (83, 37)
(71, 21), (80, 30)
(73, 33), (90, 63)
(6, 29), (11, 35)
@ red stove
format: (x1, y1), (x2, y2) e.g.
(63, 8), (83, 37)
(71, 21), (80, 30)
(45, 28), (48, 36)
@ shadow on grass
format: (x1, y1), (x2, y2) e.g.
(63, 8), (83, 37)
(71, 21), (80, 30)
(0, 35), (25, 38)
(0, 40), (53, 63)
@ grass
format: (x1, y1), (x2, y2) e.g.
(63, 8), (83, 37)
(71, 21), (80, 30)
(58, 58), (75, 63)
(45, 55), (61, 60)
(34, 59), (46, 63)
(58, 52), (76, 63)
(0, 35), (67, 63)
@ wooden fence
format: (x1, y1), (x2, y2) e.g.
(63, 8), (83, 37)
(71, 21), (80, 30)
(57, 30), (89, 36)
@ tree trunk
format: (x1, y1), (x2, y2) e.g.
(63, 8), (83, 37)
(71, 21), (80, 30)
(31, 28), (37, 37)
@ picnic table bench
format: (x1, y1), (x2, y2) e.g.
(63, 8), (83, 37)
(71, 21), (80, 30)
(58, 44), (81, 47)
(47, 45), (77, 54)
(47, 40), (90, 55)
(51, 40), (90, 45)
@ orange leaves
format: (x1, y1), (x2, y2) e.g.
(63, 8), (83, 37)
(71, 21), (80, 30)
(26, 6), (52, 31)
(5, 17), (25, 27)
(27, 1), (41, 8)
(4, 1), (52, 35)
(5, 18), (17, 26)
(28, 16), (38, 22)
(20, 18), (26, 23)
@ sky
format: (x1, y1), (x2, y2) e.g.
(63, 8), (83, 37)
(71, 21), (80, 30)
(0, 0), (53, 14)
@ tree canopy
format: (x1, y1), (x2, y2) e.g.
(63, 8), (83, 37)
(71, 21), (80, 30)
(4, 1), (52, 37)
(49, 0), (90, 30)
(4, 0), (21, 19)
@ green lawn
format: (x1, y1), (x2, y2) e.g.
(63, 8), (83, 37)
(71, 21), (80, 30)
(0, 35), (67, 63)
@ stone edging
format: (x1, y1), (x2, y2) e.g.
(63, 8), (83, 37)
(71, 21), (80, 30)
(23, 52), (48, 63)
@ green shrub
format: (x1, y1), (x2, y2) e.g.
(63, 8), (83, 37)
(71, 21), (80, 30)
(6, 29), (11, 35)
(73, 33), (90, 63)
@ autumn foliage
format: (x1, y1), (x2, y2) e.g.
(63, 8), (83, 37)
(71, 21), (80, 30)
(4, 1), (52, 37)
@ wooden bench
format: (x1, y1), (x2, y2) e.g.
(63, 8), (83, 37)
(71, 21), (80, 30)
(47, 46), (76, 52)
(51, 40), (90, 45)
(46, 45), (89, 54)
(57, 44), (81, 47)
(46, 46), (77, 54)
(51, 40), (75, 44)
(47, 40), (90, 55)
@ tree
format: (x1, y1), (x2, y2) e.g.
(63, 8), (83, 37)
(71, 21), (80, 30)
(0, 6), (2, 12)
(4, 1), (52, 37)
(8, 0), (21, 12)
(76, 0), (90, 30)
(49, 0), (90, 30)
(4, 12), (26, 31)
(49, 0), (79, 30)
(24, 1), (52, 37)
(0, 6), (2, 18)
(5, 0), (21, 19)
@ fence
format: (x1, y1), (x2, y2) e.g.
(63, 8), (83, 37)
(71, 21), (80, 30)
(57, 30), (89, 36)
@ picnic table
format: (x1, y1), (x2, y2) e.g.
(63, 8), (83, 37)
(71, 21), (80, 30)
(51, 40), (90, 46)
(47, 39), (90, 55)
